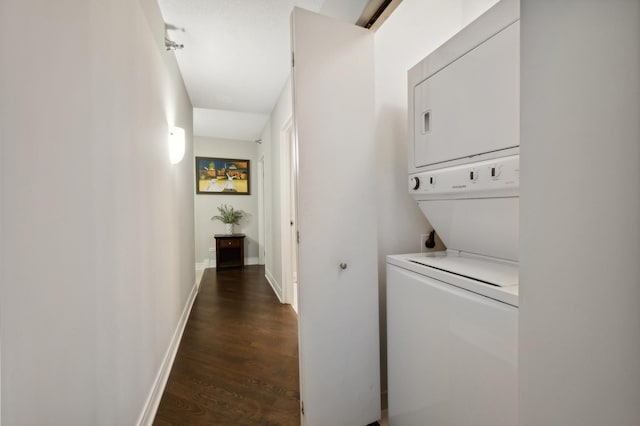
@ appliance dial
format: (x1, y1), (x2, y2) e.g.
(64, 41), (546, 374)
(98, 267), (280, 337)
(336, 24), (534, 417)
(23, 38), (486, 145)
(410, 176), (420, 190)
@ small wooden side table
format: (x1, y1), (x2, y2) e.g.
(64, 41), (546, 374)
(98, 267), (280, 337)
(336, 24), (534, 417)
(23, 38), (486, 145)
(214, 234), (245, 270)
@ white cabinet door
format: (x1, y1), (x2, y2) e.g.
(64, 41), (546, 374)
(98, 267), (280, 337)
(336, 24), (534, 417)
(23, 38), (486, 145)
(291, 8), (380, 426)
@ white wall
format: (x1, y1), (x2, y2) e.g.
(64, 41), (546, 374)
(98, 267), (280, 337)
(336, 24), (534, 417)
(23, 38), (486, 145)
(194, 137), (259, 266)
(372, 0), (499, 394)
(519, 1), (640, 425)
(0, 0), (195, 424)
(258, 78), (294, 299)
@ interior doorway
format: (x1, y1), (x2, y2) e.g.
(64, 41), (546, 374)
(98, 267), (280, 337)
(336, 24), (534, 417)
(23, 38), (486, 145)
(281, 119), (298, 313)
(258, 155), (266, 265)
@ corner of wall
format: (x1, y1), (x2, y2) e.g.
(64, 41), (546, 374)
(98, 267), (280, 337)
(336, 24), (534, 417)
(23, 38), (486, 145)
(265, 268), (284, 303)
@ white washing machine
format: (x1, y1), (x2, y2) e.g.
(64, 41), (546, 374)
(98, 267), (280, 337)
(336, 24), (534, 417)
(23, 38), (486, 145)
(387, 159), (519, 426)
(387, 252), (518, 425)
(387, 1), (520, 425)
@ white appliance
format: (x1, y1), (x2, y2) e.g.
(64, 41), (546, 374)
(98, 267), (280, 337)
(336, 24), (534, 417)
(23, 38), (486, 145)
(387, 0), (520, 425)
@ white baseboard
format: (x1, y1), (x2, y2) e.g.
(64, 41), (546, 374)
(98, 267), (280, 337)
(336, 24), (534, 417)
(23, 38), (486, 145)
(195, 256), (261, 271)
(195, 261), (209, 270)
(195, 268), (205, 291)
(265, 268), (284, 303)
(136, 281), (198, 426)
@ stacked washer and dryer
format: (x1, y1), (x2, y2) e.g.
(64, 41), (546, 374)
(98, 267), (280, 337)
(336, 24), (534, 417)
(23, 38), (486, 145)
(387, 1), (520, 425)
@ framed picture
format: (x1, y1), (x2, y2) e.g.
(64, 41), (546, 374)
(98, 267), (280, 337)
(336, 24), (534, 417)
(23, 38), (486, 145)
(196, 157), (250, 195)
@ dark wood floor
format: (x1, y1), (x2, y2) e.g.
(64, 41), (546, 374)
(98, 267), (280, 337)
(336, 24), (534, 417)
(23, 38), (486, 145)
(154, 265), (300, 425)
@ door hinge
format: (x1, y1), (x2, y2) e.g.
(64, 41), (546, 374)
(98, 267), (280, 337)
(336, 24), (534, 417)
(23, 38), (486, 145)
(297, 231), (300, 244)
(291, 51), (295, 68)
(301, 401), (304, 415)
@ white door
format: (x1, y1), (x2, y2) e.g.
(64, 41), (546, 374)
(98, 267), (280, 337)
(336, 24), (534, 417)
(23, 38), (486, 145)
(288, 127), (299, 312)
(281, 121), (299, 311)
(291, 8), (380, 426)
(258, 155), (266, 265)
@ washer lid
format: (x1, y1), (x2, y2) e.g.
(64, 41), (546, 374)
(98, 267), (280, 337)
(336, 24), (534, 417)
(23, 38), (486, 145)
(408, 250), (518, 287)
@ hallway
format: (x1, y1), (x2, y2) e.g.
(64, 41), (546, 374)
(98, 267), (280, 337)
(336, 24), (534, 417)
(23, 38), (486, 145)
(154, 266), (300, 425)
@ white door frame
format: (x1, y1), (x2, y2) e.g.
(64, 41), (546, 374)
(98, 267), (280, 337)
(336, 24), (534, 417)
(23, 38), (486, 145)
(280, 117), (297, 306)
(288, 124), (299, 312)
(258, 155), (266, 265)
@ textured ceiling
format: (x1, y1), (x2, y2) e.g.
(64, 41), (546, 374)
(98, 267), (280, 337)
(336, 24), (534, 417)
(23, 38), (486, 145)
(156, 0), (370, 140)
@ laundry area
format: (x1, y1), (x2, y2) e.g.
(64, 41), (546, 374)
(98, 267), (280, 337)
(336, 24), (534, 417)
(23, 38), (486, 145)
(383, 0), (640, 425)
(387, 1), (519, 424)
(293, 0), (640, 424)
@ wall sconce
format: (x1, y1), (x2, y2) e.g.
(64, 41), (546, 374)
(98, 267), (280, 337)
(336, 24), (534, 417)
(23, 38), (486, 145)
(169, 126), (185, 164)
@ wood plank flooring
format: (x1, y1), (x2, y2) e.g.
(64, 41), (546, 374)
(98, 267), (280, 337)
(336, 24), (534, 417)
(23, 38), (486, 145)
(154, 265), (300, 425)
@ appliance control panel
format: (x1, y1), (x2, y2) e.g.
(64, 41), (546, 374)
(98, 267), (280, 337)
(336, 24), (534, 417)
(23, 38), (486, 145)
(409, 155), (519, 199)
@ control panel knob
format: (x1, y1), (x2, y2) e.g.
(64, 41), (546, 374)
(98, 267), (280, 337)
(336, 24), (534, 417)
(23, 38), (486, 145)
(410, 176), (420, 190)
(469, 169), (479, 182)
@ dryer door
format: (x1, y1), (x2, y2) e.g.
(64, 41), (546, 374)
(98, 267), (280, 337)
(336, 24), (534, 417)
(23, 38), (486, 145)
(413, 21), (519, 168)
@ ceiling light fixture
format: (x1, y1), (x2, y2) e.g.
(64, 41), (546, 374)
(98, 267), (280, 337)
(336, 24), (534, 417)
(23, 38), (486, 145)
(164, 23), (185, 51)
(165, 38), (184, 51)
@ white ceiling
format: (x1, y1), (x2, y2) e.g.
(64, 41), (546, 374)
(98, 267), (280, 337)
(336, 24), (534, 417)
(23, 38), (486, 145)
(193, 107), (271, 142)
(156, 0), (371, 141)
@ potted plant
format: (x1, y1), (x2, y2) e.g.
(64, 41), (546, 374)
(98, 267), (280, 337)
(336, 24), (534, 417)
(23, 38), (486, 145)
(211, 204), (244, 235)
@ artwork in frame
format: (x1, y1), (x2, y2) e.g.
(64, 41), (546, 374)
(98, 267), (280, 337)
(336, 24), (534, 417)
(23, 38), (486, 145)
(196, 157), (250, 195)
